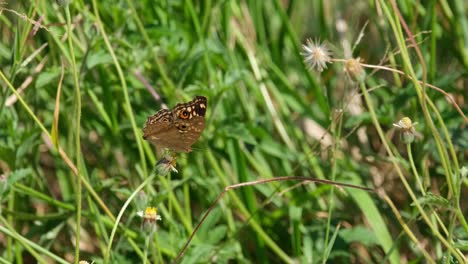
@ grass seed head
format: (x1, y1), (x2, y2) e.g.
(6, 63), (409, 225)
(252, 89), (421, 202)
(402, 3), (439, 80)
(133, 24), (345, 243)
(302, 39), (332, 72)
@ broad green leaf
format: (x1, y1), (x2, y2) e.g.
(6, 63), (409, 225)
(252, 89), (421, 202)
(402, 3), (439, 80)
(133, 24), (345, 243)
(86, 50), (113, 69)
(36, 71), (60, 89)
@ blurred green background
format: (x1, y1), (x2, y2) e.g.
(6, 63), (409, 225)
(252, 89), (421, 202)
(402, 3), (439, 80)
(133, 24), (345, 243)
(0, 0), (467, 263)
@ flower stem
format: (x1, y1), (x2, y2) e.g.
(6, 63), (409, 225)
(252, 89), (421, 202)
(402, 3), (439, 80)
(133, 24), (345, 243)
(406, 144), (425, 194)
(359, 82), (463, 262)
(104, 173), (158, 264)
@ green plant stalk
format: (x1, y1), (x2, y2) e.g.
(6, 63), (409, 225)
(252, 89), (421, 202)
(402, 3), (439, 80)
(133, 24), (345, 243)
(271, 0), (329, 115)
(359, 82), (463, 262)
(87, 89), (113, 129)
(290, 206), (301, 257)
(322, 111), (343, 263)
(387, 52), (402, 87)
(175, 156), (193, 230)
(206, 150), (294, 263)
(302, 142), (328, 210)
(14, 203), (21, 263)
(99, 213), (138, 239)
(384, 196), (435, 263)
(430, 102), (462, 193)
(32, 5), (70, 62)
(0, 70), (145, 259)
(104, 173), (158, 264)
(438, 0), (453, 19)
(14, 183), (75, 211)
(445, 215), (457, 264)
(383, 3), (466, 257)
(348, 188), (400, 264)
(0, 217), (69, 264)
(86, 196), (109, 256)
(406, 144), (449, 236)
(432, 213), (443, 257)
(275, 0), (294, 64)
(201, 0), (213, 35)
(91, 0), (148, 179)
(388, 0), (458, 197)
(2, 34), (50, 260)
(228, 141), (267, 260)
(7, 190), (14, 262)
(452, 0), (468, 67)
(1, 210), (71, 221)
(186, 0), (215, 78)
(233, 26), (295, 150)
(65, 6), (82, 263)
(0, 70), (115, 217)
(406, 144), (425, 194)
(44, 6), (87, 54)
(9, 5), (35, 84)
(99, 218), (144, 258)
(183, 168), (193, 228)
(143, 235), (150, 264)
(0, 256), (11, 264)
(248, 0), (267, 47)
(382, 0), (455, 195)
(243, 148), (273, 179)
(148, 205), (178, 258)
(420, 95), (468, 232)
(382, 0), (466, 234)
(124, 0), (174, 90)
(428, 1), (437, 82)
(405, 40), (454, 196)
(78, 19), (169, 251)
(0, 71), (50, 137)
(159, 175), (194, 233)
(151, 231), (163, 264)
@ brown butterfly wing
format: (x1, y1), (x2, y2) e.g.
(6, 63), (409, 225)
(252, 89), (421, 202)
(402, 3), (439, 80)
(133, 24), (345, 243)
(172, 116), (206, 152)
(145, 124), (183, 151)
(142, 109), (173, 144)
(145, 118), (205, 152)
(143, 96), (207, 152)
(172, 96), (207, 119)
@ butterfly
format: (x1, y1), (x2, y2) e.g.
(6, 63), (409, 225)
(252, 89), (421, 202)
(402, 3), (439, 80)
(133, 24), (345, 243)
(143, 96), (207, 152)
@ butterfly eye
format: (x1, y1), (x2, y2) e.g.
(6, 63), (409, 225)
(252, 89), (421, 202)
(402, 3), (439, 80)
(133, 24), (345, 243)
(180, 110), (189, 119)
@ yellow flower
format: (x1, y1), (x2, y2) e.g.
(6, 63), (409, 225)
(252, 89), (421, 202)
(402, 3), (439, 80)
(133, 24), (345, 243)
(137, 207), (162, 235)
(137, 207), (162, 223)
(393, 117), (417, 132)
(393, 117), (418, 144)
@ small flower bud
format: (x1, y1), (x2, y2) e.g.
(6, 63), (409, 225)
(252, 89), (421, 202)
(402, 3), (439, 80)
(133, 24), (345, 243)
(393, 117), (418, 144)
(344, 57), (366, 82)
(156, 154), (178, 176)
